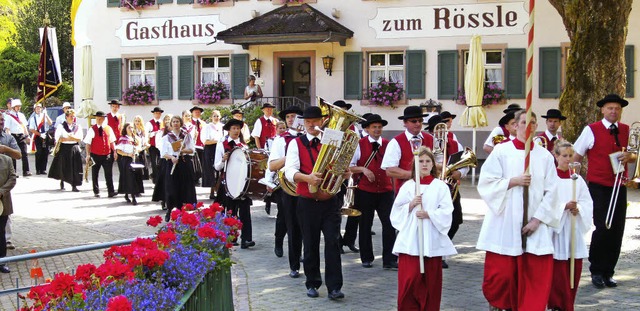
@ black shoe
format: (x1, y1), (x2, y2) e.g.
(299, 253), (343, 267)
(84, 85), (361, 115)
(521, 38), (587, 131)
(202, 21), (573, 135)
(161, 201), (167, 210)
(125, 195), (131, 203)
(265, 203), (271, 215)
(383, 262), (398, 270)
(108, 192), (118, 198)
(232, 241), (239, 246)
(165, 213), (170, 222)
(132, 197), (138, 206)
(289, 270), (300, 278)
(362, 261), (373, 268)
(274, 245), (284, 258)
(603, 276), (618, 287)
(306, 287), (319, 298)
(60, 181), (65, 190)
(0, 265), (9, 273)
(345, 244), (359, 253)
(328, 289), (345, 300)
(371, 231), (376, 235)
(591, 275), (605, 289)
(442, 260), (449, 269)
(94, 193), (100, 198)
(71, 186), (79, 192)
(6, 241), (15, 250)
(241, 241), (255, 249)
(23, 171), (32, 177)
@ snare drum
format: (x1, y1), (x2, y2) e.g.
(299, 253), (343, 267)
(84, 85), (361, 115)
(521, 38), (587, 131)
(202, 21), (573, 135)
(224, 148), (269, 200)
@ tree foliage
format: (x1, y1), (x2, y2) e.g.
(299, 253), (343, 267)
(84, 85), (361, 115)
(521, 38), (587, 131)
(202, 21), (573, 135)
(0, 0), (19, 51)
(548, 0), (633, 142)
(0, 45), (38, 96)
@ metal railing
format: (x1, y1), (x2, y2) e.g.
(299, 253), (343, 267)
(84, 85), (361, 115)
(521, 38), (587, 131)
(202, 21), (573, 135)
(238, 96), (311, 111)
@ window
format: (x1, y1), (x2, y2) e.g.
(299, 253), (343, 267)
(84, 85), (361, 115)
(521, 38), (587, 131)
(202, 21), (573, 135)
(464, 50), (503, 88)
(128, 58), (156, 87)
(369, 52), (404, 87)
(200, 56), (230, 89)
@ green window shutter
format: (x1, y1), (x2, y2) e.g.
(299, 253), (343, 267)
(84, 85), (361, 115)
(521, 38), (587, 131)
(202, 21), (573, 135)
(231, 54), (249, 100)
(405, 50), (426, 99)
(178, 56), (195, 100)
(106, 58), (122, 100)
(158, 0), (173, 4)
(626, 45), (634, 98)
(504, 48), (526, 99)
(177, 0), (193, 4)
(107, 0), (120, 7)
(437, 50), (458, 100)
(539, 47), (561, 98)
(156, 56), (173, 100)
(344, 52), (363, 100)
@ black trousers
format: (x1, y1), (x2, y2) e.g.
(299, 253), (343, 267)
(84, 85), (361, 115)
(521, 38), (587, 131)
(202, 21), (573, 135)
(33, 135), (49, 173)
(448, 189), (463, 240)
(11, 134), (29, 174)
(588, 183), (627, 277)
(356, 190), (397, 265)
(226, 196), (253, 242)
(91, 153), (115, 195)
(273, 189), (287, 244)
(148, 146), (160, 183)
(282, 191), (302, 271)
(0, 215), (7, 259)
(298, 196), (342, 292)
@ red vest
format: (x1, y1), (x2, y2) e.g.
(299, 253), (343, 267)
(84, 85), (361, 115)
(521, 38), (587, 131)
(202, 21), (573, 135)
(107, 113), (121, 140)
(586, 121), (629, 187)
(357, 137), (392, 193)
(148, 119), (161, 147)
(536, 132), (559, 153)
(393, 131), (434, 193)
(281, 131), (298, 155)
(258, 116), (276, 148)
(222, 138), (244, 152)
(193, 119), (203, 147)
(90, 125), (112, 156)
(444, 131), (460, 159)
(294, 136), (321, 199)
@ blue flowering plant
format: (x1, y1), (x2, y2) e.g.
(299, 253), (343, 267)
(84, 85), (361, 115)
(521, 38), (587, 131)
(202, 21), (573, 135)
(195, 81), (229, 105)
(19, 202), (241, 311)
(364, 77), (404, 108)
(122, 82), (155, 105)
(120, 0), (156, 9)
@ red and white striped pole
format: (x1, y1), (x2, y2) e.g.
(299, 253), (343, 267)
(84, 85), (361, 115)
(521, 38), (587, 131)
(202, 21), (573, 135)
(522, 0), (535, 251)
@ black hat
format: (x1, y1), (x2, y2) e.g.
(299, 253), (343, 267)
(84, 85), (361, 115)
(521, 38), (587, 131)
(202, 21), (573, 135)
(278, 105), (303, 120)
(362, 114), (388, 128)
(503, 103), (521, 114)
(541, 109), (567, 120)
(333, 100), (352, 110)
(498, 112), (516, 127)
(151, 107), (164, 113)
(425, 115), (443, 132)
(300, 106), (326, 119)
(440, 111), (456, 121)
(360, 113), (373, 125)
(261, 102), (276, 109)
(398, 106), (429, 120)
(230, 109), (244, 115)
(108, 99), (122, 106)
(93, 111), (106, 117)
(223, 119), (244, 131)
(596, 93), (629, 108)
(190, 106), (204, 113)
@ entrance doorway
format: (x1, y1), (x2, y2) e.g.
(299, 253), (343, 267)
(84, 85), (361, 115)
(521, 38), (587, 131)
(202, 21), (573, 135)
(279, 57), (311, 106)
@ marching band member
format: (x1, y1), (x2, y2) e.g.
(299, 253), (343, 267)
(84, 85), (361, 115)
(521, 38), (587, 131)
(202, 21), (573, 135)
(132, 115), (150, 180)
(145, 107), (164, 183)
(477, 110), (561, 311)
(390, 146), (456, 311)
(201, 110), (223, 192)
(381, 106), (434, 195)
(264, 121), (287, 256)
(214, 118), (254, 249)
(152, 114), (173, 210)
(161, 116), (196, 221)
(268, 105), (304, 277)
(190, 106), (206, 186)
(251, 102), (277, 150)
(482, 104), (520, 154)
(230, 109), (252, 144)
(4, 99), (31, 176)
(84, 111), (117, 198)
(538, 109), (566, 153)
(181, 110), (200, 184)
(115, 123), (143, 205)
(105, 100), (124, 141)
(548, 140), (593, 311)
(48, 109), (83, 192)
(284, 106), (344, 300)
(349, 114), (397, 270)
(27, 103), (53, 175)
(573, 93), (632, 289)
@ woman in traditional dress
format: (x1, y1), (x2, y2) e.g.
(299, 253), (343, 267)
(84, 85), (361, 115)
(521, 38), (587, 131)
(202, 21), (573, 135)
(161, 115), (197, 221)
(132, 115), (150, 180)
(200, 110), (223, 191)
(152, 114), (172, 210)
(390, 146), (456, 311)
(115, 123), (144, 205)
(48, 109), (83, 192)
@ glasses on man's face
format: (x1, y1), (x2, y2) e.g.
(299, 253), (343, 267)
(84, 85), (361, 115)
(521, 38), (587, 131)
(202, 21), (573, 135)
(407, 119), (422, 124)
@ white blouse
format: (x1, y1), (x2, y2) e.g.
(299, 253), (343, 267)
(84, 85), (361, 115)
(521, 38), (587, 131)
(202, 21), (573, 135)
(160, 131), (195, 158)
(54, 122), (83, 144)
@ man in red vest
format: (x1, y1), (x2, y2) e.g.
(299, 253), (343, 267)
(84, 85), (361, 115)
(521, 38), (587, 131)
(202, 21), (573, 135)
(538, 108), (566, 153)
(106, 100), (123, 141)
(349, 114), (397, 270)
(381, 106), (434, 194)
(251, 102), (277, 150)
(284, 106), (345, 300)
(145, 107), (164, 183)
(84, 111), (117, 198)
(573, 93), (634, 289)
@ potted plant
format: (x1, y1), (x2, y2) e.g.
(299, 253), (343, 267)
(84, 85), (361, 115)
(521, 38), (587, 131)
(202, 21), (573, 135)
(364, 77), (404, 108)
(455, 82), (507, 107)
(194, 81), (229, 105)
(123, 82), (155, 105)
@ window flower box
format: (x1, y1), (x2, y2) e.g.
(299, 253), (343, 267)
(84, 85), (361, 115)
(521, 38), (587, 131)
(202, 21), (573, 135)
(363, 77), (405, 108)
(123, 82), (156, 105)
(195, 81), (230, 105)
(120, 0), (158, 10)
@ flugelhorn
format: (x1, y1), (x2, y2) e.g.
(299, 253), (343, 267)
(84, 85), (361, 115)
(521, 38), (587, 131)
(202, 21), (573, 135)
(605, 123), (640, 229)
(432, 123), (448, 179)
(340, 178), (361, 217)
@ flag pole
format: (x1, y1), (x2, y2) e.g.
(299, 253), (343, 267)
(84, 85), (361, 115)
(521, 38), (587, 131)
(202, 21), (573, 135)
(522, 0), (535, 252)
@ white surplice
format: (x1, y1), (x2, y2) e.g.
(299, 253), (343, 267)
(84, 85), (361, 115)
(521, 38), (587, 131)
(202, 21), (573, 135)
(552, 176), (593, 260)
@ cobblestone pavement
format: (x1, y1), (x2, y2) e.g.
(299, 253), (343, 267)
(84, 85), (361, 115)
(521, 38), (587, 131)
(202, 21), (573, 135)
(0, 155), (639, 310)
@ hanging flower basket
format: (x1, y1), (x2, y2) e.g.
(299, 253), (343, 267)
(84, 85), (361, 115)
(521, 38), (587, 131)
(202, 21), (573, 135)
(364, 77), (404, 108)
(123, 82), (155, 105)
(455, 82), (507, 107)
(195, 81), (229, 105)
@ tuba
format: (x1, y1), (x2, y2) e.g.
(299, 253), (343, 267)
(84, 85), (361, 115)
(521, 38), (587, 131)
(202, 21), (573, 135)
(492, 134), (506, 145)
(443, 147), (478, 199)
(307, 97), (365, 201)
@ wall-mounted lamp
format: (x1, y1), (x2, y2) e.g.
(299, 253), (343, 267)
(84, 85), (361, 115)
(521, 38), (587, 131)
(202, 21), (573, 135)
(322, 56), (334, 76)
(250, 58), (262, 78)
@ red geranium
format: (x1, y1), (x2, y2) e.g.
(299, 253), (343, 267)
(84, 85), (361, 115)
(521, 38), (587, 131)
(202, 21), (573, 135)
(106, 295), (132, 311)
(197, 225), (217, 239)
(183, 203), (195, 211)
(181, 212), (200, 229)
(146, 215), (163, 227)
(156, 230), (177, 247)
(170, 209), (182, 221)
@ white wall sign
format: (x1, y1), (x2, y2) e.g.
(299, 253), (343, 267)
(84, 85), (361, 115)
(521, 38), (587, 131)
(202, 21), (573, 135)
(369, 2), (527, 38)
(115, 15), (226, 46)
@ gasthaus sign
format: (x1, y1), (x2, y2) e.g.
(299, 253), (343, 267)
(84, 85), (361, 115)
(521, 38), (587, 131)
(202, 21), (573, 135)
(115, 15), (227, 46)
(369, 2), (528, 38)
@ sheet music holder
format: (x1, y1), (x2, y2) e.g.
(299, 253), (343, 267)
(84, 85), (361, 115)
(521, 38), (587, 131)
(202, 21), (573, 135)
(448, 150), (464, 165)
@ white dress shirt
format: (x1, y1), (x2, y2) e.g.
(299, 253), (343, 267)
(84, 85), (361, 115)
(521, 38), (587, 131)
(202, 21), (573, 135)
(145, 118), (163, 144)
(284, 133), (321, 183)
(4, 111), (28, 135)
(214, 136), (245, 171)
(55, 122), (83, 144)
(350, 135), (383, 167)
(574, 118), (617, 156)
(83, 125), (116, 145)
(381, 130), (427, 170)
(200, 122), (224, 145)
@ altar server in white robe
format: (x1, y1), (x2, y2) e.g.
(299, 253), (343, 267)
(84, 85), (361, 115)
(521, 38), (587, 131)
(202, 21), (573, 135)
(390, 146), (456, 311)
(547, 140), (593, 311)
(477, 110), (561, 311)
